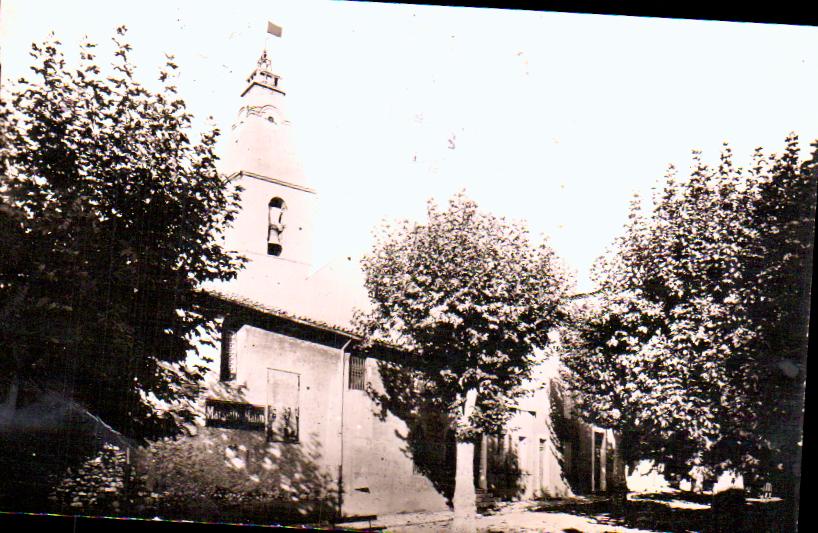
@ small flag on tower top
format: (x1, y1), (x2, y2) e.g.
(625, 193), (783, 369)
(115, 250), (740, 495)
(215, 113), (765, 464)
(267, 21), (283, 38)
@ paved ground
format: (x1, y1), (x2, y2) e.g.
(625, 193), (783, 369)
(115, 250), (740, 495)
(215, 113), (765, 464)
(385, 510), (657, 532)
(337, 492), (789, 532)
(340, 498), (659, 533)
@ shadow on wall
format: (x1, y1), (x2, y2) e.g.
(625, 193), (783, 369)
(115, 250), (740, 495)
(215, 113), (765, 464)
(548, 380), (585, 495)
(132, 428), (338, 525)
(368, 360), (457, 504)
(35, 379), (339, 525)
(484, 433), (524, 501)
(368, 359), (527, 504)
(130, 379), (338, 524)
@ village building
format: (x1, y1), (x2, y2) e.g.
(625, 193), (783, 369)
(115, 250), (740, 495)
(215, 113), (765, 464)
(132, 36), (625, 523)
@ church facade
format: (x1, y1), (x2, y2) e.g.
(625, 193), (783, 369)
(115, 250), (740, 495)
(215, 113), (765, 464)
(134, 40), (624, 523)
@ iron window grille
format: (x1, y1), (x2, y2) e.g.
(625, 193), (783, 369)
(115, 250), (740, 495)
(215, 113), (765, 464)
(349, 355), (366, 390)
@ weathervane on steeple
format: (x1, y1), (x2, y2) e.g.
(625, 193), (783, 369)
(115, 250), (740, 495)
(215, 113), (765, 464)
(257, 50), (272, 71)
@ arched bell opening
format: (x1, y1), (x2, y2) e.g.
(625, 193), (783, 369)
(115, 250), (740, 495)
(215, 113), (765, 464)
(268, 197), (286, 256)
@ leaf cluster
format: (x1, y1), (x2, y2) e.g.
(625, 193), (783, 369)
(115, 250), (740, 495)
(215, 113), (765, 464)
(358, 191), (572, 437)
(564, 136), (815, 483)
(0, 29), (244, 440)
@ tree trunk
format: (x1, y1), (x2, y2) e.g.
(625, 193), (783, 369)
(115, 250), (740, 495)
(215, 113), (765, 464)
(609, 431), (629, 513)
(478, 433), (488, 491)
(452, 388), (478, 533)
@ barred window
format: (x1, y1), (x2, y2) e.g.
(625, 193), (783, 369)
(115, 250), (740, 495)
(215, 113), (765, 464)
(349, 355), (366, 390)
(220, 322), (239, 381)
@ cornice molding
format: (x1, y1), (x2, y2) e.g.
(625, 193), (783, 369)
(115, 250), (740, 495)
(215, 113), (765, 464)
(226, 170), (316, 195)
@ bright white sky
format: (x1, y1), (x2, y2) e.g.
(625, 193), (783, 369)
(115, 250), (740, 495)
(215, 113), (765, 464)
(3, 0), (818, 291)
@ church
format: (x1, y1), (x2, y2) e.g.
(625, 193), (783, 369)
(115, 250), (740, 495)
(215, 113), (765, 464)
(135, 32), (624, 524)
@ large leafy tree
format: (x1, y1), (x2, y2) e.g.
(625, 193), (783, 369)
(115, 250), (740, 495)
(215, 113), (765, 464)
(358, 192), (571, 532)
(0, 29), (243, 440)
(744, 137), (814, 509)
(563, 137), (814, 502)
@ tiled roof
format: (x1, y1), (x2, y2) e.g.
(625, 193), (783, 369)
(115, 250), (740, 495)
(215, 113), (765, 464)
(205, 287), (364, 339)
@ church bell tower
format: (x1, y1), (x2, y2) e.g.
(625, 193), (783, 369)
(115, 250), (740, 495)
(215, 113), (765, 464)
(222, 30), (315, 269)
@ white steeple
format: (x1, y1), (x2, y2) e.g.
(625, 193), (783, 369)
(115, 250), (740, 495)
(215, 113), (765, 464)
(222, 31), (316, 269)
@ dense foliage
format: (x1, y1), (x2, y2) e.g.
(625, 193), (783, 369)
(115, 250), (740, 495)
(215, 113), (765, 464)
(134, 430), (338, 522)
(360, 192), (571, 436)
(563, 137), (814, 492)
(0, 28), (243, 440)
(49, 443), (134, 513)
(358, 192), (571, 530)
